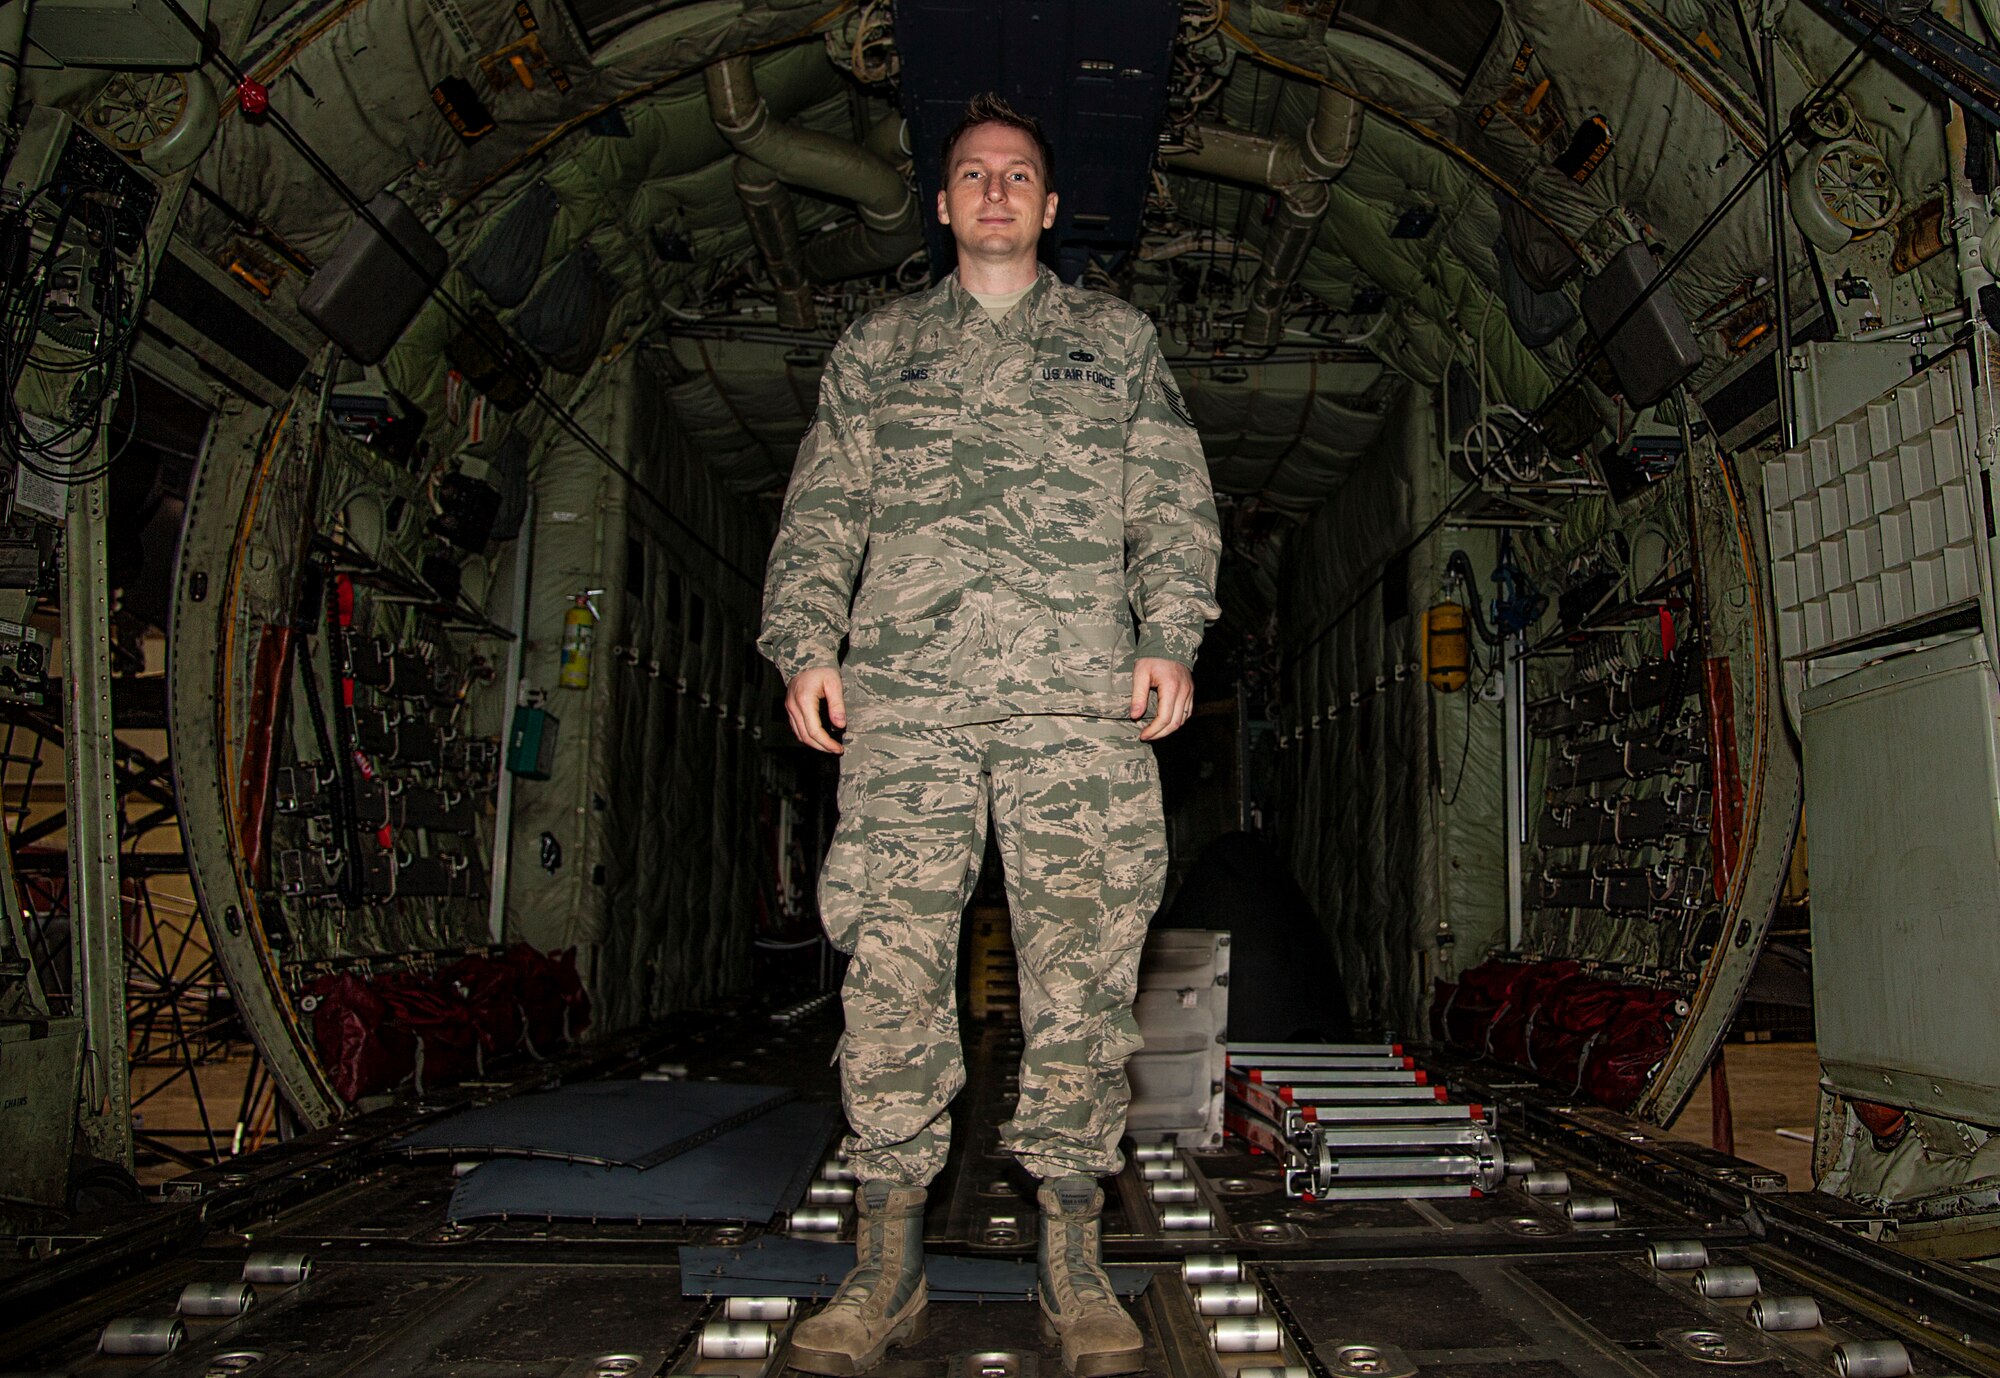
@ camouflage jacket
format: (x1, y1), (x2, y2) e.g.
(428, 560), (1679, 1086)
(757, 266), (1222, 731)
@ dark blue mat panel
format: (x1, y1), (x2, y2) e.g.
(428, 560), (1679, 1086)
(678, 1237), (1152, 1302)
(394, 1081), (794, 1167)
(448, 1100), (840, 1223)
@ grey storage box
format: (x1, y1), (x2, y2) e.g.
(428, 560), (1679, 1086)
(1581, 241), (1703, 409)
(299, 192), (448, 364)
(1127, 929), (1230, 1147)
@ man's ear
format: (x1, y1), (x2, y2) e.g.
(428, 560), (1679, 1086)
(1042, 191), (1059, 229)
(937, 188), (951, 226)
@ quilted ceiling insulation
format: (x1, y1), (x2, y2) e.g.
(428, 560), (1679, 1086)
(141, 0), (1953, 569)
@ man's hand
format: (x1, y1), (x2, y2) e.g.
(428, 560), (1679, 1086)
(1131, 657), (1195, 742)
(785, 666), (847, 753)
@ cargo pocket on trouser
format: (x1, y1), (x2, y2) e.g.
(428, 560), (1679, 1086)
(1080, 737), (1164, 1081)
(997, 720), (1165, 1176)
(815, 738), (875, 956)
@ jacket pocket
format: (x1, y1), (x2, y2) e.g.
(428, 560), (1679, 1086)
(848, 613), (949, 667)
(1052, 609), (1133, 685)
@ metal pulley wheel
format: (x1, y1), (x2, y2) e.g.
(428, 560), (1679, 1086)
(85, 70), (220, 175)
(1789, 139), (1900, 252)
(1800, 92), (1860, 143)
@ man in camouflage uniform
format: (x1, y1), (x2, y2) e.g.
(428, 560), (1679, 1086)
(758, 93), (1220, 1378)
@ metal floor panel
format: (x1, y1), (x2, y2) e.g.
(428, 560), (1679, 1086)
(428, 1273), (708, 1366)
(448, 1100), (840, 1223)
(1252, 1252), (1972, 1378)
(392, 1079), (797, 1168)
(678, 1236), (1152, 1301)
(5, 1003), (1997, 1378)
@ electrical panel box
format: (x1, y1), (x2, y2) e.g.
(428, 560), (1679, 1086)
(1580, 241), (1703, 409)
(506, 705), (559, 781)
(1126, 929), (1230, 1148)
(2, 106), (158, 255)
(26, 0), (208, 68)
(1764, 353), (1981, 661)
(1803, 634), (2000, 1128)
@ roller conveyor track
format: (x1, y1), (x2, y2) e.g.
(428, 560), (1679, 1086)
(2, 1012), (1995, 1378)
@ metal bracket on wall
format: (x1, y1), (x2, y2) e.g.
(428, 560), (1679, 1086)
(60, 463), (131, 1170)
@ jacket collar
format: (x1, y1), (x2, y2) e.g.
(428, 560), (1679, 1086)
(938, 263), (1065, 335)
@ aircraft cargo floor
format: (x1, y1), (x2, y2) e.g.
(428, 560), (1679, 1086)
(4, 998), (1996, 1378)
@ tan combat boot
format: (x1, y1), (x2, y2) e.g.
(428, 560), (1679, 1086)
(787, 1180), (929, 1375)
(1036, 1176), (1145, 1377)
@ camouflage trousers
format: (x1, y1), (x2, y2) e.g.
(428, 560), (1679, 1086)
(818, 714), (1167, 1185)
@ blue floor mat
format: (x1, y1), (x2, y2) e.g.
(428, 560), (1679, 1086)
(394, 1080), (795, 1168)
(448, 1099), (840, 1223)
(679, 1236), (1153, 1302)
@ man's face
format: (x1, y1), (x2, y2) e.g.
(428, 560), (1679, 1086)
(937, 122), (1058, 265)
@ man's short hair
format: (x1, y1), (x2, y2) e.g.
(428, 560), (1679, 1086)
(940, 92), (1055, 187)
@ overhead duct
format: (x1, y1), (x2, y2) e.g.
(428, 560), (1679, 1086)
(705, 58), (922, 285)
(1166, 87), (1363, 349)
(798, 115), (920, 283)
(732, 159), (816, 330)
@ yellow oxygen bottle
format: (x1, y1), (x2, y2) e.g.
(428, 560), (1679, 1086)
(1423, 601), (1471, 692)
(559, 590), (599, 689)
